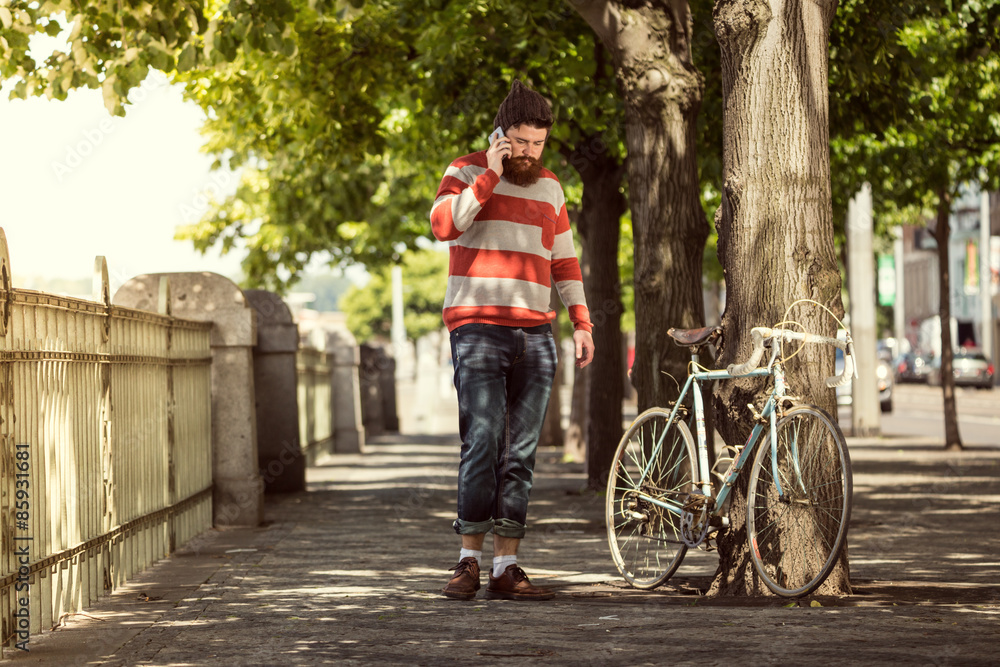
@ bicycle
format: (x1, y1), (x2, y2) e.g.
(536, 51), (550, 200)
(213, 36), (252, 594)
(606, 324), (855, 597)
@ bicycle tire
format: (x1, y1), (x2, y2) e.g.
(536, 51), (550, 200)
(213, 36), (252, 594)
(606, 407), (697, 590)
(746, 404), (853, 597)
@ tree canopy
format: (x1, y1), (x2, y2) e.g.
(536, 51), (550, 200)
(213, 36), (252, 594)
(830, 0), (1000, 220)
(828, 0), (1000, 450)
(1, 0), (296, 114)
(171, 0), (625, 288)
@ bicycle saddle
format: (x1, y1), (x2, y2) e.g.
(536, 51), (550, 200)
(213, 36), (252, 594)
(667, 326), (722, 347)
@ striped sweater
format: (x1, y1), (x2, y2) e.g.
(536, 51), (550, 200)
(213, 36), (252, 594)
(430, 151), (592, 333)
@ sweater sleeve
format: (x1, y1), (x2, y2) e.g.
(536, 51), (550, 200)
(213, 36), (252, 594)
(430, 157), (501, 241)
(550, 201), (593, 333)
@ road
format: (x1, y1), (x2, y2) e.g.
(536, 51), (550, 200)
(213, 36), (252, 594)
(841, 382), (1000, 447)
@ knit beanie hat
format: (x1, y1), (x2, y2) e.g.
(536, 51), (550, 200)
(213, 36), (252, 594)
(493, 80), (553, 133)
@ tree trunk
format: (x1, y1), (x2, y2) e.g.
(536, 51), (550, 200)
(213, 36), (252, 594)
(710, 0), (849, 596)
(573, 1), (710, 414)
(561, 209), (591, 463)
(561, 145), (627, 477)
(572, 145), (628, 489)
(932, 191), (963, 451)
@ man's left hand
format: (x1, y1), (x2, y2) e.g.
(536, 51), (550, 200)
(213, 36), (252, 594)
(574, 330), (595, 369)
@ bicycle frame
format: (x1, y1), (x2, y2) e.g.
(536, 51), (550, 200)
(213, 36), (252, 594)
(609, 322), (854, 596)
(638, 345), (789, 521)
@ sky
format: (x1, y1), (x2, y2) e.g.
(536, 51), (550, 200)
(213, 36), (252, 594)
(0, 68), (244, 296)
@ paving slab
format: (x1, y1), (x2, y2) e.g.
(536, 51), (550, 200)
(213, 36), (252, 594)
(6, 430), (999, 666)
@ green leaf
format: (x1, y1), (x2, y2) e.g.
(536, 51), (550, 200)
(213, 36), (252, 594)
(177, 43), (197, 71)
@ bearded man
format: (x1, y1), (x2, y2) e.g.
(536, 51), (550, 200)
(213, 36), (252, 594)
(430, 80), (596, 601)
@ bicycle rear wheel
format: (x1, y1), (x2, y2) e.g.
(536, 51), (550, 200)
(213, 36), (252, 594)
(606, 407), (697, 589)
(747, 405), (852, 597)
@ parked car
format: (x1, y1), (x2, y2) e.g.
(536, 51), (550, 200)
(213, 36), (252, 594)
(894, 351), (933, 383)
(927, 349), (995, 389)
(835, 344), (893, 413)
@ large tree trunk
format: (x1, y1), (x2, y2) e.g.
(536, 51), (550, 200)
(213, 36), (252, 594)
(931, 190), (963, 451)
(573, 146), (628, 489)
(711, 0), (849, 596)
(573, 0), (710, 415)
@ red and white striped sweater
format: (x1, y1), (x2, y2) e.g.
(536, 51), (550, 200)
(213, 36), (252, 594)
(430, 151), (592, 334)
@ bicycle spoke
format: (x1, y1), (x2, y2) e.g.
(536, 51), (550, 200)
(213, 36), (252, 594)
(606, 408), (696, 590)
(747, 405), (853, 597)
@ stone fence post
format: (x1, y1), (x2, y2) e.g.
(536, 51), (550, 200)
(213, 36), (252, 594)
(325, 326), (366, 454)
(244, 290), (306, 493)
(115, 272), (263, 526)
(360, 342), (399, 435)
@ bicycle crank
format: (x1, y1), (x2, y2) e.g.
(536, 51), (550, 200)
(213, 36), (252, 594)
(680, 494), (713, 548)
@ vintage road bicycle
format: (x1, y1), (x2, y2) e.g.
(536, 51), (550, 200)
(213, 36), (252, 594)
(606, 324), (855, 597)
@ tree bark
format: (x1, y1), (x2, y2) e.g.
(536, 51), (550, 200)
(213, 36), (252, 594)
(572, 145), (628, 489)
(573, 0), (710, 414)
(710, 0), (849, 596)
(931, 190), (963, 451)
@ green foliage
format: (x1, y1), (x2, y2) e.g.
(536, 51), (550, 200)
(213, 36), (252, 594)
(174, 0), (432, 288)
(618, 214), (635, 332)
(171, 0), (628, 292)
(339, 248), (448, 343)
(3, 0), (636, 338)
(830, 0), (1000, 217)
(1, 0), (296, 115)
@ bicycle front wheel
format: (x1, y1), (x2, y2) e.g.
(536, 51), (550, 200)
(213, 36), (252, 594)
(747, 405), (853, 597)
(606, 407), (697, 590)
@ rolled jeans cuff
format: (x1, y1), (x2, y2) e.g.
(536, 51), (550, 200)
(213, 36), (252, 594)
(492, 518), (526, 539)
(452, 517), (526, 539)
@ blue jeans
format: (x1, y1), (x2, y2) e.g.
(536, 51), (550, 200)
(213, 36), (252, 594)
(450, 323), (557, 539)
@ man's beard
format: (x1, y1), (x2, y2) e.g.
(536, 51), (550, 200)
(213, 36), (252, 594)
(503, 155), (543, 186)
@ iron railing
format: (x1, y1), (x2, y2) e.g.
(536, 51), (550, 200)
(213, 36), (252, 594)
(0, 233), (213, 647)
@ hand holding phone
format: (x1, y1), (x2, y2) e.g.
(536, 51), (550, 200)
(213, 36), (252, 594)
(486, 127), (508, 176)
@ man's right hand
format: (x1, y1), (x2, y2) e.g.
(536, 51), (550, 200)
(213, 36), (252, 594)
(487, 134), (510, 177)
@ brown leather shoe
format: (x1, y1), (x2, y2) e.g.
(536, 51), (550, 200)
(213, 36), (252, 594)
(442, 557), (481, 600)
(485, 564), (555, 601)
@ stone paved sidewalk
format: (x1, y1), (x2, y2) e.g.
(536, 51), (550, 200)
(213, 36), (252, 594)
(7, 429), (1000, 666)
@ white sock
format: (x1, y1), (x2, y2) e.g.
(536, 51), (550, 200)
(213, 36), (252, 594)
(493, 555), (517, 577)
(459, 548), (482, 565)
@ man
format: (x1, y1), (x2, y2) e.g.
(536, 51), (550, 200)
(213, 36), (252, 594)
(430, 80), (596, 601)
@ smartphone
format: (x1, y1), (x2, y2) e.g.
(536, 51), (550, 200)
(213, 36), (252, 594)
(488, 127), (505, 145)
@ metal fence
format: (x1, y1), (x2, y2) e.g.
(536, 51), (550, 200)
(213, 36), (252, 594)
(0, 242), (213, 648)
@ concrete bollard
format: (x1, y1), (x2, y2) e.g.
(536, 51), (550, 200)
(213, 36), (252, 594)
(324, 326), (366, 454)
(114, 272), (264, 526)
(244, 290), (306, 494)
